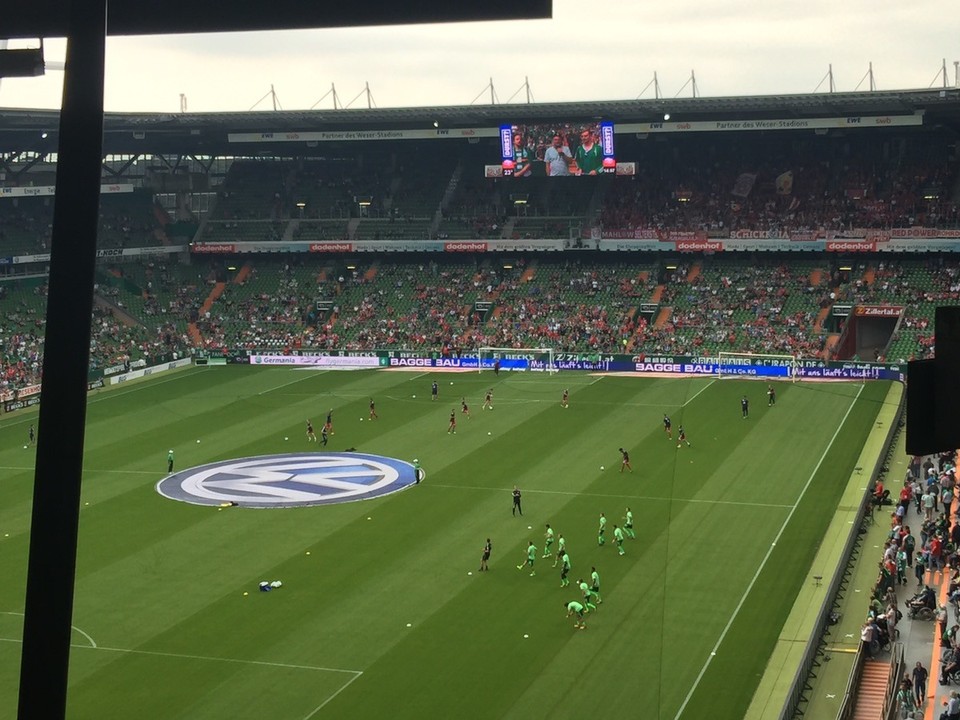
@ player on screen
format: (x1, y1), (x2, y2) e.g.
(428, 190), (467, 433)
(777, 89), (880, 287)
(574, 127), (604, 175)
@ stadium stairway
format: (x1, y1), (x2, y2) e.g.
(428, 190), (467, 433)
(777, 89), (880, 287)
(814, 306), (831, 332)
(233, 263), (252, 285)
(686, 261), (702, 283)
(198, 282), (226, 317)
(851, 660), (889, 719)
(363, 264), (379, 282)
(863, 267), (876, 286)
(654, 307), (672, 328)
(822, 333), (841, 358)
(520, 262), (536, 283)
(649, 284), (665, 303)
(810, 268), (824, 286)
(187, 322), (203, 346)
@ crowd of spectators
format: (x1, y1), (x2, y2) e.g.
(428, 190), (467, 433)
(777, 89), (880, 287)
(862, 452), (959, 719)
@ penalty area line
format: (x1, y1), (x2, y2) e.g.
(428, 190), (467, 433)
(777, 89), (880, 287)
(303, 671), (364, 720)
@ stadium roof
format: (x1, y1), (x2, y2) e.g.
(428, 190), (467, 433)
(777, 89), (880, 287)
(1, 87), (959, 156)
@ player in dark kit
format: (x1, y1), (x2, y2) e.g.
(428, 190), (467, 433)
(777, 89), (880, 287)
(676, 425), (690, 448)
(512, 486), (523, 516)
(369, 398), (378, 420)
(320, 423), (329, 446)
(28, 424), (35, 445)
(480, 538), (492, 571)
(326, 409), (334, 434)
(619, 448), (633, 473)
(663, 414), (672, 439)
(741, 396), (749, 419)
(431, 381), (438, 401)
(767, 385), (776, 406)
(493, 359), (501, 376)
(448, 409), (457, 434)
(461, 397), (471, 418)
(306, 420), (317, 443)
(561, 389), (569, 408)
(483, 389), (493, 410)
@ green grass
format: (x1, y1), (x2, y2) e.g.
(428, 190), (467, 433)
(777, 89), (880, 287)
(0, 367), (889, 719)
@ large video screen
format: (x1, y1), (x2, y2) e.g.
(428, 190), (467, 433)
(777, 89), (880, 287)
(499, 121), (616, 177)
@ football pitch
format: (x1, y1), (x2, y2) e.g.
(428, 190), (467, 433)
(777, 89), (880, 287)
(0, 366), (889, 719)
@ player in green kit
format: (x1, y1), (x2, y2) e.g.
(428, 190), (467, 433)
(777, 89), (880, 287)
(613, 525), (625, 555)
(552, 534), (566, 567)
(565, 600), (586, 630)
(577, 579), (598, 612)
(598, 512), (607, 546)
(542, 524), (555, 558)
(560, 551), (571, 587)
(517, 540), (537, 576)
(590, 566), (602, 604)
(623, 507), (636, 538)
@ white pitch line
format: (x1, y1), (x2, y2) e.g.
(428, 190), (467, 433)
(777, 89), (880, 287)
(0, 611), (97, 648)
(427, 484), (793, 509)
(258, 370), (328, 395)
(681, 378), (716, 407)
(671, 382), (864, 720)
(303, 671), (364, 720)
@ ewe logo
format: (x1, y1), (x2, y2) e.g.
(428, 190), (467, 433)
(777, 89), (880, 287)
(156, 452), (417, 508)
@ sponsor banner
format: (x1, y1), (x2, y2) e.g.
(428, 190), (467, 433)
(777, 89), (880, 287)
(0, 383), (41, 403)
(660, 229), (708, 243)
(675, 239), (723, 253)
(723, 239), (824, 252)
(826, 241), (876, 252)
(12, 253), (51, 264)
(309, 242), (354, 253)
(617, 114), (922, 135)
(598, 239), (670, 251)
(854, 305), (904, 318)
(601, 228), (660, 240)
(228, 128), (498, 144)
(110, 357), (192, 385)
(0, 256), (12, 265)
(0, 183), (133, 199)
(249, 354), (383, 368)
(3, 378), (104, 412)
(879, 239), (960, 253)
(103, 362), (127, 377)
(353, 241), (445, 252)
(885, 228), (960, 239)
(191, 243), (236, 254)
(8, 245), (183, 265)
(615, 162), (637, 176)
(445, 241), (488, 252)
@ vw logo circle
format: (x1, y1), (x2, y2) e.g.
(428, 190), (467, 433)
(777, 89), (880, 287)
(156, 452), (418, 508)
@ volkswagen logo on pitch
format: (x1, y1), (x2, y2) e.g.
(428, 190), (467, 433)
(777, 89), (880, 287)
(156, 452), (417, 508)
